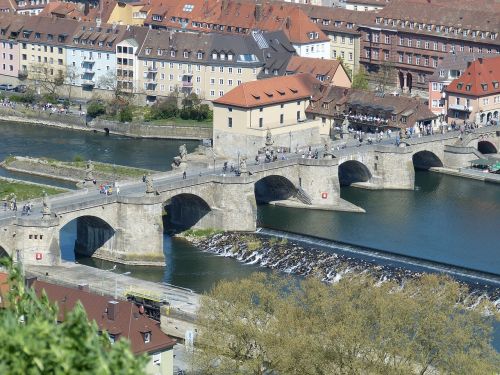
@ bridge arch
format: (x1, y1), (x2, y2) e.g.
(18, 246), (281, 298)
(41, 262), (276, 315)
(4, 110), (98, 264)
(478, 140), (498, 154)
(412, 150), (443, 170)
(254, 175), (298, 203)
(163, 193), (212, 231)
(338, 160), (372, 186)
(59, 215), (116, 260)
(0, 244), (9, 259)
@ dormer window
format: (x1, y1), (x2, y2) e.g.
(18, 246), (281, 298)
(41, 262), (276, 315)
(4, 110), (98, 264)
(481, 83), (488, 91)
(47, 34), (53, 41)
(144, 332), (151, 343)
(99, 41), (103, 47)
(220, 53), (225, 61)
(183, 51), (188, 58)
(457, 83), (463, 90)
(212, 52), (217, 59)
(436, 26), (441, 32)
(465, 84), (471, 91)
(145, 48), (151, 55)
(152, 14), (162, 21)
(227, 53), (233, 61)
(375, 17), (381, 24)
(493, 81), (499, 89)
(170, 50), (175, 57)
(197, 52), (203, 59)
(157, 49), (163, 56)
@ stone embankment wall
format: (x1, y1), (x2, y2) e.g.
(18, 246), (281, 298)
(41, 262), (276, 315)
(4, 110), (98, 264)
(0, 107), (211, 140)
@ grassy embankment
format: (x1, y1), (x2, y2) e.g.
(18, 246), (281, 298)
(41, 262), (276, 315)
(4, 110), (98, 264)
(13, 157), (151, 179)
(0, 180), (64, 201)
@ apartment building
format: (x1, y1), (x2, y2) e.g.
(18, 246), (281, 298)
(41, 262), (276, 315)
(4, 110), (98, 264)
(213, 73), (324, 158)
(357, 1), (500, 94)
(302, 6), (366, 75)
(427, 53), (487, 121)
(66, 22), (132, 98)
(344, 0), (385, 12)
(0, 0), (15, 13)
(135, 29), (295, 103)
(0, 14), (22, 81)
(445, 56), (500, 125)
(16, 16), (78, 93)
(15, 0), (51, 15)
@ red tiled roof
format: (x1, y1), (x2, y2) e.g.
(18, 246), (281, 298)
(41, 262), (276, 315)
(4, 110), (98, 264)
(143, 0), (328, 44)
(213, 73), (321, 108)
(33, 280), (176, 355)
(286, 56), (342, 83)
(446, 56), (500, 97)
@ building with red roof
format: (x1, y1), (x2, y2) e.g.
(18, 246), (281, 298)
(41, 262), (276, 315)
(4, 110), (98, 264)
(213, 73), (329, 157)
(32, 279), (176, 375)
(445, 56), (500, 125)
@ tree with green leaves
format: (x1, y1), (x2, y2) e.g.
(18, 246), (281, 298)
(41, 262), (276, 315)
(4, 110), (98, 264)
(194, 272), (499, 375)
(352, 65), (369, 90)
(0, 259), (148, 374)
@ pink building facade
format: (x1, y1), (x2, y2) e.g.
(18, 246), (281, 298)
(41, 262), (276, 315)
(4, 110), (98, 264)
(0, 39), (19, 79)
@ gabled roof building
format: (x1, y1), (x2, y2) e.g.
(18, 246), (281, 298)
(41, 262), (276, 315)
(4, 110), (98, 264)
(213, 73), (327, 157)
(445, 56), (500, 125)
(33, 279), (176, 375)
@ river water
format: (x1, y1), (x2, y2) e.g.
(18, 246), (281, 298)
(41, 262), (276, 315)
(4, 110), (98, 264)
(1, 120), (499, 346)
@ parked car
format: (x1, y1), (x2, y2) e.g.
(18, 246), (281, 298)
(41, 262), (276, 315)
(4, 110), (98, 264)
(0, 84), (14, 91)
(14, 84), (27, 93)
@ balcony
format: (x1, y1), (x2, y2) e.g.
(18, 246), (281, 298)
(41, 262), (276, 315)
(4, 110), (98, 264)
(83, 55), (94, 61)
(182, 80), (193, 87)
(449, 104), (472, 112)
(147, 66), (158, 72)
(144, 83), (157, 93)
(83, 68), (95, 74)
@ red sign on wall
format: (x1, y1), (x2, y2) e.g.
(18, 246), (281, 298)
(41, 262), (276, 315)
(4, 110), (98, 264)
(35, 252), (42, 260)
(321, 192), (328, 199)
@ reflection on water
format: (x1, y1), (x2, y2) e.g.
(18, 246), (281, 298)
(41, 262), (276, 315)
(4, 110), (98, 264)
(60, 221), (262, 294)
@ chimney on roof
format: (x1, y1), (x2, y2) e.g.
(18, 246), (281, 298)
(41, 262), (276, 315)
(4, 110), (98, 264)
(255, 3), (262, 22)
(84, 1), (89, 16)
(285, 16), (291, 29)
(107, 301), (119, 321)
(478, 57), (483, 64)
(467, 61), (472, 68)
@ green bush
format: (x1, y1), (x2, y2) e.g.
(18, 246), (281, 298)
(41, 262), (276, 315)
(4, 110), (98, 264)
(118, 107), (133, 122)
(86, 101), (106, 118)
(73, 154), (84, 162)
(42, 93), (58, 104)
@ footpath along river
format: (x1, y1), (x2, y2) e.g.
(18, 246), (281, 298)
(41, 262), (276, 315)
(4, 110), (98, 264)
(1, 120), (499, 347)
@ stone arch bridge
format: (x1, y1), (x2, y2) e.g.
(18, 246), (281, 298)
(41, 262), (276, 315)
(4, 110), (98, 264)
(0, 126), (497, 267)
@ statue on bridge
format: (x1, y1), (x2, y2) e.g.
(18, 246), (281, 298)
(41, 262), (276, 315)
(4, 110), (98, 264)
(172, 144), (188, 170)
(239, 156), (248, 175)
(341, 115), (350, 137)
(41, 191), (51, 219)
(85, 160), (94, 181)
(145, 173), (155, 195)
(265, 128), (274, 148)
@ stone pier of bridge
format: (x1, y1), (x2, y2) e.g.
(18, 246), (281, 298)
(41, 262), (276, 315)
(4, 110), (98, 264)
(1, 126), (498, 268)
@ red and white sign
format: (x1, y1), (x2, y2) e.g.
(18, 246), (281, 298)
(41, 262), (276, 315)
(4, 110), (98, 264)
(321, 192), (328, 199)
(35, 252), (43, 260)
